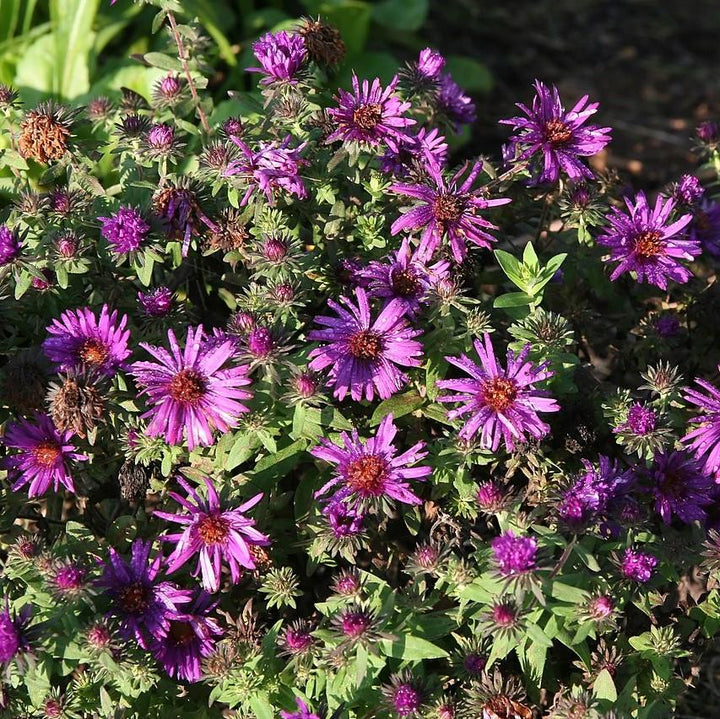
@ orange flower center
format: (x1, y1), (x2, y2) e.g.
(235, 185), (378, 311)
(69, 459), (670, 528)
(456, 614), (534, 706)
(168, 368), (206, 404)
(346, 455), (387, 495)
(118, 581), (151, 614)
(482, 377), (518, 413)
(32, 440), (61, 468)
(348, 330), (383, 360)
(352, 103), (382, 131)
(197, 514), (230, 545)
(632, 230), (664, 258)
(544, 118), (573, 146)
(78, 338), (109, 366)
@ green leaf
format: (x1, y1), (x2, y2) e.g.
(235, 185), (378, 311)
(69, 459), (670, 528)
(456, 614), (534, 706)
(593, 669), (617, 701)
(370, 391), (424, 426)
(550, 581), (588, 604)
(522, 241), (539, 270)
(247, 692), (274, 719)
(254, 438), (308, 473)
(379, 635), (448, 660)
(143, 51), (183, 72)
(372, 0), (428, 31)
(494, 249), (525, 288)
(493, 291), (533, 309)
(226, 432), (256, 471)
(444, 55), (493, 93)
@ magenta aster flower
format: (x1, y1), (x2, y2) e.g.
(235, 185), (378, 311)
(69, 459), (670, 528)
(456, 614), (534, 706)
(361, 237), (450, 318)
(149, 592), (222, 682)
(0, 597), (32, 663)
(43, 305), (131, 377)
(648, 450), (713, 524)
(619, 547), (657, 583)
(390, 160), (511, 262)
(615, 403), (657, 436)
(683, 372), (720, 474)
(225, 136), (307, 205)
(0, 225), (22, 266)
(417, 48), (445, 80)
(597, 192), (697, 289)
(97, 540), (192, 649)
(437, 334), (559, 451)
(436, 73), (476, 130)
(248, 31), (307, 85)
(671, 174), (705, 206)
(130, 325), (253, 451)
(311, 414), (431, 509)
(323, 500), (366, 537)
(326, 74), (414, 149)
(98, 206), (150, 254)
(281, 698), (322, 719)
(500, 80), (611, 183)
(155, 476), (269, 593)
(380, 127), (448, 177)
(1, 414), (87, 496)
(382, 673), (425, 717)
(308, 287), (423, 402)
(491, 531), (538, 576)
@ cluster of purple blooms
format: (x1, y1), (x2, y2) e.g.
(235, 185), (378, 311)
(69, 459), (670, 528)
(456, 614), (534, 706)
(6, 21), (720, 713)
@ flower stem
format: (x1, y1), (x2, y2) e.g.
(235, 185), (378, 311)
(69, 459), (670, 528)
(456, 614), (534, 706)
(166, 11), (211, 135)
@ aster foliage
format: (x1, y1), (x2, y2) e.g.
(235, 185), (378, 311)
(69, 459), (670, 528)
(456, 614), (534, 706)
(1, 4), (720, 719)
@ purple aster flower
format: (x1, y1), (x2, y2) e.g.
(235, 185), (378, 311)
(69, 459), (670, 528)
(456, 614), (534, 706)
(311, 413), (431, 509)
(437, 333), (559, 452)
(380, 127), (449, 177)
(155, 476), (270, 593)
(326, 74), (414, 149)
(619, 547), (657, 583)
(436, 73), (476, 130)
(49, 561), (89, 600)
(597, 191), (697, 289)
(491, 531), (538, 576)
(138, 286), (174, 318)
(0, 225), (22, 266)
(697, 120), (720, 145)
(0, 597), (32, 663)
(655, 314), (680, 338)
(130, 325), (253, 451)
(649, 450), (713, 524)
(417, 48), (445, 80)
(154, 184), (216, 257)
(558, 456), (634, 528)
(97, 539), (192, 649)
(683, 371), (720, 474)
(382, 673), (425, 717)
(615, 403), (657, 435)
(361, 238), (450, 318)
(476, 480), (506, 512)
(225, 136), (307, 205)
(279, 620), (315, 657)
(145, 123), (177, 157)
(689, 198), (720, 258)
(390, 160), (511, 262)
(150, 592), (222, 683)
(281, 698), (322, 719)
(1, 414), (87, 496)
(323, 500), (366, 537)
(500, 80), (611, 183)
(308, 287), (423, 402)
(248, 31), (307, 85)
(43, 305), (131, 377)
(98, 206), (150, 254)
(670, 174), (705, 206)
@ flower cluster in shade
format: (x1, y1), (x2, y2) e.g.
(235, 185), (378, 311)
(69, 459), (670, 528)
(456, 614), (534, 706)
(390, 160), (511, 263)
(437, 333), (560, 452)
(130, 325), (253, 451)
(308, 287), (423, 402)
(597, 192), (697, 289)
(557, 456), (634, 529)
(500, 79), (611, 184)
(155, 476), (270, 593)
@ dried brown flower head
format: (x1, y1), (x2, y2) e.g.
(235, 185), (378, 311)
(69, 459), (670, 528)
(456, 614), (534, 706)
(299, 17), (346, 67)
(18, 102), (74, 164)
